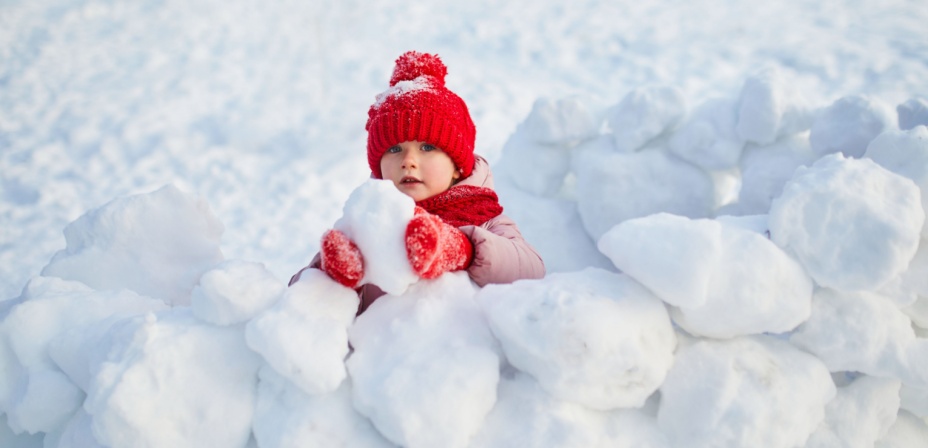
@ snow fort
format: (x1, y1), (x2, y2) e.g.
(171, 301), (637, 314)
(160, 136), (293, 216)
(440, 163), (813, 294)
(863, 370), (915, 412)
(2, 70), (928, 448)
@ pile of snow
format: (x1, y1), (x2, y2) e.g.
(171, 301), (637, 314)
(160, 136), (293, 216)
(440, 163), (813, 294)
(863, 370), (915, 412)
(3, 73), (928, 448)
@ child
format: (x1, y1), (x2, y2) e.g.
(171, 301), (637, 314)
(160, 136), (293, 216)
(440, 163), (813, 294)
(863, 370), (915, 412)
(290, 50), (545, 314)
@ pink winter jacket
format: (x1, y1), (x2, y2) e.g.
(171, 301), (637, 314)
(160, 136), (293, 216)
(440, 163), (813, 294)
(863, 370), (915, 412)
(289, 155), (545, 314)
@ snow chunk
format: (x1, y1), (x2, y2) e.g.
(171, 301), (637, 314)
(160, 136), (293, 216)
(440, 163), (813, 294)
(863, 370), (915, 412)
(84, 310), (262, 448)
(477, 269), (676, 410)
(574, 140), (714, 241)
(598, 213), (812, 338)
(876, 411), (928, 447)
(897, 97), (928, 130)
(769, 154), (924, 292)
(519, 96), (599, 145)
(471, 371), (668, 448)
(657, 336), (834, 448)
(494, 130), (571, 197)
(608, 85), (686, 152)
(245, 269), (358, 396)
(735, 66), (814, 145)
(865, 126), (928, 238)
(0, 277), (166, 435)
(40, 184), (224, 306)
(252, 368), (391, 448)
(347, 272), (499, 448)
(723, 134), (819, 216)
(809, 95), (895, 158)
(790, 289), (926, 387)
(334, 179), (417, 296)
(668, 97), (745, 170)
(805, 375), (901, 448)
(191, 260), (285, 325)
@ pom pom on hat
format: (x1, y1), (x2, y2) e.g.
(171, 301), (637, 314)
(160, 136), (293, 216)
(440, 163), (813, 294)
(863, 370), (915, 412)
(366, 51), (476, 179)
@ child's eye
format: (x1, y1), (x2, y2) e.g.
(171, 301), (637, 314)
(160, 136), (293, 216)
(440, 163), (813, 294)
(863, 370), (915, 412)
(387, 146), (401, 153)
(421, 144), (437, 152)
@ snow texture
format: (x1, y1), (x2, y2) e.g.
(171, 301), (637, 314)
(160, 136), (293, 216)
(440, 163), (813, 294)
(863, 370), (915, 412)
(3, 1), (928, 446)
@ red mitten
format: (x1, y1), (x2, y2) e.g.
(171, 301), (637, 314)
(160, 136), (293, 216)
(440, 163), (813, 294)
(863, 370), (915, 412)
(320, 229), (364, 288)
(405, 207), (474, 279)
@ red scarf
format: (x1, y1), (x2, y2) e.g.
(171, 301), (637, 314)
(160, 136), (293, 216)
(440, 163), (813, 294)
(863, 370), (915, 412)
(416, 185), (504, 227)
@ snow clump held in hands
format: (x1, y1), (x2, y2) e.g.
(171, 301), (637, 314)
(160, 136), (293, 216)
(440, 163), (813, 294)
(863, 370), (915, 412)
(477, 268), (676, 410)
(768, 153), (924, 292)
(332, 179), (417, 295)
(598, 213), (813, 338)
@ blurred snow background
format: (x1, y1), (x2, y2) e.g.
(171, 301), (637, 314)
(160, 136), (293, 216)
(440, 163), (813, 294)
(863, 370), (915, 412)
(2, 0), (928, 446)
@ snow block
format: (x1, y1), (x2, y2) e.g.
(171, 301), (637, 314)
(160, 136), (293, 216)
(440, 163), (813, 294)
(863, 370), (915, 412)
(809, 94), (895, 158)
(668, 97), (745, 170)
(657, 336), (834, 448)
(519, 96), (599, 145)
(735, 66), (814, 145)
(769, 154), (923, 292)
(608, 85), (686, 152)
(191, 259), (286, 326)
(598, 213), (813, 338)
(865, 126), (928, 238)
(897, 97), (928, 130)
(477, 269), (676, 410)
(40, 184), (224, 306)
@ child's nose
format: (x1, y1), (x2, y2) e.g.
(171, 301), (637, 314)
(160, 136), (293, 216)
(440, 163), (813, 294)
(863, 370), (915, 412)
(401, 152), (418, 168)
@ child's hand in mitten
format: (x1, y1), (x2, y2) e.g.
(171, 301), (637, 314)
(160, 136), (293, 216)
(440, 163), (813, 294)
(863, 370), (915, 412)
(405, 207), (474, 279)
(320, 229), (364, 288)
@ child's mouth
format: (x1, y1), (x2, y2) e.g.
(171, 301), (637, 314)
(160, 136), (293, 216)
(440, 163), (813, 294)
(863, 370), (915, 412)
(400, 176), (422, 184)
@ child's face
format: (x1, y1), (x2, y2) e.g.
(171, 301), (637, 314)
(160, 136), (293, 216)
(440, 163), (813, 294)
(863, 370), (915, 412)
(380, 140), (461, 202)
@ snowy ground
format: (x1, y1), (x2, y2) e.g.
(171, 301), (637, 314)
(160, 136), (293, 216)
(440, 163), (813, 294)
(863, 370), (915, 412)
(2, 0), (928, 447)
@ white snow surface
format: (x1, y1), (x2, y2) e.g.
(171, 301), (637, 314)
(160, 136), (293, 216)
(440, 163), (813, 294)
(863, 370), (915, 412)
(3, 0), (928, 447)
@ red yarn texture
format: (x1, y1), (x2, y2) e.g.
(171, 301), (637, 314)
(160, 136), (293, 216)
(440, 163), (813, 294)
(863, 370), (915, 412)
(415, 185), (503, 227)
(319, 229), (364, 288)
(405, 207), (473, 279)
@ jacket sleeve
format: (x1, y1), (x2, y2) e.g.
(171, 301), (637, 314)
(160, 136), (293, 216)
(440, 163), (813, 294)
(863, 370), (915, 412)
(288, 253), (322, 286)
(459, 214), (545, 287)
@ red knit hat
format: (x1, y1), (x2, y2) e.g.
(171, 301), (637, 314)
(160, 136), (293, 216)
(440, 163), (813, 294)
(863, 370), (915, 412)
(366, 51), (477, 179)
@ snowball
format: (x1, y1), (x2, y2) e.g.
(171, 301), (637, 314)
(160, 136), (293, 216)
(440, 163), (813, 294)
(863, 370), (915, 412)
(519, 96), (599, 145)
(735, 66), (814, 145)
(245, 269), (358, 396)
(805, 375), (901, 448)
(897, 97), (928, 130)
(769, 154), (924, 292)
(477, 269), (676, 410)
(494, 130), (571, 197)
(598, 213), (812, 338)
(334, 179), (417, 296)
(725, 134), (818, 216)
(470, 370), (669, 448)
(809, 94), (895, 158)
(875, 411), (928, 447)
(668, 97), (745, 170)
(608, 85), (686, 152)
(790, 289), (923, 386)
(40, 184), (224, 306)
(573, 140), (714, 241)
(865, 126), (928, 237)
(191, 259), (286, 325)
(84, 310), (262, 448)
(347, 272), (499, 448)
(0, 276), (166, 435)
(657, 336), (835, 448)
(252, 367), (391, 448)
